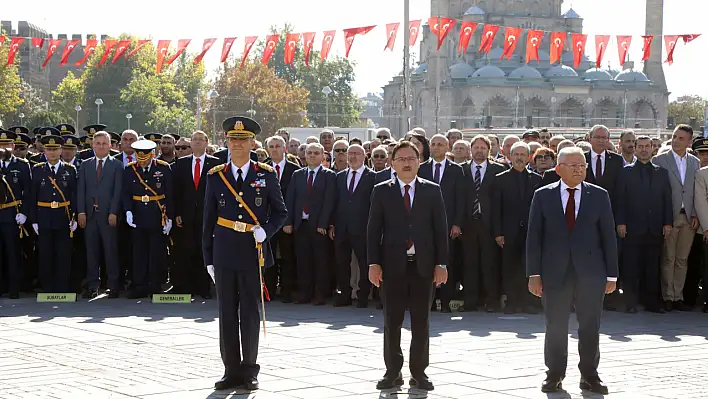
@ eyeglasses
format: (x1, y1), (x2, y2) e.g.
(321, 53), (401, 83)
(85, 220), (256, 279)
(333, 148), (348, 153)
(372, 154), (387, 159)
(559, 163), (587, 170)
(376, 135), (389, 140)
(175, 145), (189, 150)
(535, 154), (553, 160)
(394, 156), (418, 163)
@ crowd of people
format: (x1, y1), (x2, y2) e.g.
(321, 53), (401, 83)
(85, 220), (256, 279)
(0, 121), (706, 315)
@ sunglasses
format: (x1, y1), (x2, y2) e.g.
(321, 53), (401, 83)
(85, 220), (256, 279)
(535, 154), (553, 160)
(372, 154), (387, 159)
(376, 135), (389, 140)
(175, 145), (189, 150)
(333, 148), (347, 153)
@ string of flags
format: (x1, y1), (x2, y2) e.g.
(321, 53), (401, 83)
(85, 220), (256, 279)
(0, 19), (700, 73)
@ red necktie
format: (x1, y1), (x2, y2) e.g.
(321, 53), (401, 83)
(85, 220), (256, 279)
(194, 158), (201, 190)
(565, 188), (577, 230)
(348, 170), (357, 195)
(404, 184), (412, 249)
(127, 155), (133, 163)
(276, 164), (281, 180)
(304, 170), (314, 214)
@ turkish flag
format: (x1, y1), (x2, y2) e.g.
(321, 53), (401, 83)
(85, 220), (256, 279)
(194, 38), (217, 64)
(220, 38), (236, 63)
(6, 37), (24, 67)
(549, 32), (566, 64)
(594, 35), (610, 68)
(343, 25), (375, 58)
(409, 20), (421, 46)
(682, 34), (701, 44)
(501, 27), (522, 60)
(525, 30), (544, 64)
(284, 33), (300, 65)
(478, 24), (499, 54)
(428, 17), (456, 50)
(97, 39), (117, 67)
(240, 36), (258, 68)
(641, 35), (653, 61)
(112, 40), (132, 64)
(166, 39), (191, 65)
(458, 21), (478, 53)
(571, 33), (587, 68)
(384, 23), (399, 52)
(616, 35), (632, 66)
(0, 37), (5, 45)
(42, 39), (62, 68)
(31, 37), (44, 49)
(59, 39), (80, 66)
(127, 39), (151, 58)
(321, 30), (336, 61)
(155, 40), (170, 73)
(664, 35), (679, 65)
(262, 34), (279, 65)
(302, 32), (316, 66)
(75, 39), (97, 66)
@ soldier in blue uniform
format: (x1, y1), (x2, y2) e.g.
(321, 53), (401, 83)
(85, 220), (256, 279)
(13, 132), (33, 164)
(122, 139), (174, 299)
(77, 124), (107, 161)
(61, 134), (82, 168)
(61, 133), (86, 292)
(108, 132), (121, 157)
(29, 130), (78, 293)
(29, 127), (47, 163)
(204, 116), (287, 391)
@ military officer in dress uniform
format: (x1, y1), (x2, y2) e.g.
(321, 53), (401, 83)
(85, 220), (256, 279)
(204, 116), (287, 391)
(122, 139), (174, 299)
(108, 132), (121, 157)
(29, 127), (47, 163)
(77, 124), (107, 161)
(10, 132), (37, 291)
(61, 133), (85, 292)
(61, 134), (81, 167)
(29, 131), (78, 293)
(13, 133), (33, 163)
(145, 133), (162, 144)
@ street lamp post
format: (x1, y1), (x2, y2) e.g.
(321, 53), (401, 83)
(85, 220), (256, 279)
(208, 90), (219, 142)
(74, 105), (82, 127)
(321, 86), (332, 127)
(94, 98), (103, 124)
(18, 113), (24, 126)
(126, 113), (132, 129)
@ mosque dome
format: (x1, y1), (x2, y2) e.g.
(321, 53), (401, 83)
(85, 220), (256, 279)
(583, 68), (613, 81)
(449, 62), (476, 79)
(471, 65), (506, 78)
(463, 5), (485, 16)
(412, 62), (428, 75)
(562, 7), (581, 18)
(545, 64), (579, 78)
(509, 65), (543, 79)
(614, 69), (650, 82)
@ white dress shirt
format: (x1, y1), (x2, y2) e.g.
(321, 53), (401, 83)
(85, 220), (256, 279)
(471, 160), (488, 183)
(622, 155), (637, 166)
(95, 156), (108, 170)
(347, 165), (366, 192)
(432, 159), (446, 182)
(398, 177), (416, 255)
(47, 161), (64, 174)
(302, 165), (321, 219)
(274, 158), (286, 181)
(122, 152), (135, 167)
(591, 151), (605, 177)
(192, 153), (206, 180)
(1, 157), (14, 169)
(672, 150), (688, 209)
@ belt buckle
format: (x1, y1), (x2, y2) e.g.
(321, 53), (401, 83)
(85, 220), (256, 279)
(141, 195), (150, 203)
(233, 221), (247, 232)
(50, 201), (59, 209)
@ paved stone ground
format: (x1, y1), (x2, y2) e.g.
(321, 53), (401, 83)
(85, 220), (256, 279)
(1, 297), (708, 399)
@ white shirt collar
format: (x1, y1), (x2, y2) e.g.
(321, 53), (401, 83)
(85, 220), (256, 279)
(397, 177), (416, 190)
(123, 152), (135, 161)
(193, 153), (206, 163)
(472, 159), (488, 168)
(351, 164), (366, 175)
(96, 155), (108, 162)
(592, 150), (605, 159)
(231, 160), (250, 177)
(672, 150), (686, 161)
(433, 158), (446, 167)
(275, 158), (287, 171)
(560, 179), (581, 192)
(307, 164), (322, 174)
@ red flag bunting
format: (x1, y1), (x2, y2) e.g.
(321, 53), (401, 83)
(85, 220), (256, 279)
(616, 35), (632, 66)
(595, 35), (610, 68)
(31, 37), (44, 49)
(97, 39), (117, 67)
(75, 39), (97, 66)
(343, 25), (375, 58)
(127, 39), (151, 58)
(525, 30), (544, 63)
(59, 39), (80, 66)
(262, 34), (279, 65)
(682, 34), (701, 44)
(409, 20), (421, 46)
(321, 30), (335, 61)
(571, 33), (587, 68)
(155, 40), (170, 73)
(240, 36), (258, 67)
(0, 37), (5, 45)
(220, 38), (236, 63)
(384, 23), (399, 51)
(302, 32), (316, 66)
(166, 39), (191, 65)
(664, 35), (679, 65)
(458, 21), (478, 53)
(501, 27), (522, 60)
(641, 35), (653, 61)
(549, 32), (566, 64)
(478, 24), (499, 54)
(42, 39), (62, 68)
(112, 40), (132, 64)
(428, 17), (456, 50)
(284, 33), (300, 65)
(194, 38), (217, 64)
(6, 37), (24, 66)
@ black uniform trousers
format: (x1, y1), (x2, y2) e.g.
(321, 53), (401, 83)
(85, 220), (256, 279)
(334, 232), (369, 300)
(621, 232), (662, 309)
(684, 234), (704, 307)
(85, 214), (121, 291)
(70, 227), (87, 293)
(38, 228), (72, 293)
(439, 237), (461, 307)
(214, 265), (261, 379)
(0, 223), (22, 296)
(295, 221), (330, 300)
(118, 221), (134, 289)
(264, 230), (296, 299)
(462, 219), (500, 307)
(543, 266), (605, 380)
(172, 226), (210, 295)
(502, 232), (537, 310)
(20, 230), (37, 292)
(131, 227), (166, 293)
(382, 261), (434, 379)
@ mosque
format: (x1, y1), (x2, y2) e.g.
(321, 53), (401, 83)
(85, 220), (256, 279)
(382, 0), (669, 135)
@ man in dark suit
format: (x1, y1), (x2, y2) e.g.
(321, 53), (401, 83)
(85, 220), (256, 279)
(331, 144), (376, 307)
(615, 135), (673, 313)
(418, 134), (464, 312)
(283, 142), (336, 305)
(171, 131), (220, 298)
(368, 140), (448, 391)
(114, 130), (139, 290)
(527, 146), (617, 395)
(492, 141), (542, 314)
(585, 125), (623, 206)
(77, 132), (123, 298)
(375, 166), (395, 184)
(459, 135), (505, 312)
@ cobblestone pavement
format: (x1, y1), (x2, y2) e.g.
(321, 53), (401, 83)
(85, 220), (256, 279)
(1, 297), (707, 399)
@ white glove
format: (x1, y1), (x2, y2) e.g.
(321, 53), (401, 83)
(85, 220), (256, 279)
(15, 213), (26, 225)
(251, 225), (266, 243)
(163, 219), (173, 235)
(70, 220), (77, 232)
(126, 211), (136, 228)
(206, 265), (215, 284)
(32, 223), (39, 235)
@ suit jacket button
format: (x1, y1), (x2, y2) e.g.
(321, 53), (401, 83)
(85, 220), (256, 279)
(238, 215), (243, 220)
(239, 204), (243, 208)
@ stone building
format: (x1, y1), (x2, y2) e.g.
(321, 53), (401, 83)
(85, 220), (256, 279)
(382, 0), (669, 136)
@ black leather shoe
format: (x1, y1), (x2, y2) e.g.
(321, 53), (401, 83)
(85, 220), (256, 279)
(579, 377), (608, 395)
(541, 377), (563, 393)
(312, 297), (326, 306)
(82, 289), (98, 299)
(105, 289), (119, 299)
(357, 299), (369, 308)
(645, 305), (666, 314)
(376, 301), (384, 310)
(376, 372), (403, 390)
(409, 376), (434, 391)
(457, 305), (475, 312)
(703, 304), (708, 313)
(664, 300), (673, 312)
(9, 293), (19, 299)
(244, 377), (259, 391)
(524, 306), (540, 314)
(199, 292), (213, 299)
(333, 295), (352, 307)
(674, 301), (692, 311)
(625, 306), (638, 314)
(440, 304), (452, 313)
(214, 375), (244, 390)
(485, 305), (497, 313)
(504, 306), (516, 314)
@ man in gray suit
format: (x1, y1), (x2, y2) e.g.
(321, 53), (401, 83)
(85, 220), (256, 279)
(77, 131), (123, 299)
(527, 147), (617, 395)
(652, 124), (700, 311)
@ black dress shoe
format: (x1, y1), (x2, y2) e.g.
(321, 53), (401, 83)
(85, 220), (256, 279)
(105, 289), (119, 299)
(244, 377), (259, 391)
(579, 377), (608, 395)
(645, 305), (665, 314)
(333, 295), (352, 307)
(376, 302), (384, 310)
(281, 296), (293, 304)
(664, 300), (673, 312)
(312, 297), (326, 306)
(376, 372), (403, 390)
(674, 301), (692, 311)
(409, 376), (434, 391)
(485, 305), (497, 313)
(625, 306), (638, 314)
(504, 306), (515, 314)
(541, 377), (563, 393)
(9, 293), (19, 299)
(82, 289), (98, 299)
(214, 375), (244, 390)
(440, 304), (452, 313)
(199, 292), (213, 299)
(457, 305), (475, 312)
(524, 306), (540, 314)
(357, 299), (369, 308)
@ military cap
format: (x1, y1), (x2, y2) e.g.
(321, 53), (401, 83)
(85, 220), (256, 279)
(522, 129), (540, 139)
(164, 132), (179, 140)
(40, 134), (64, 149)
(14, 133), (31, 147)
(692, 137), (708, 151)
(222, 116), (260, 139)
(62, 135), (79, 148)
(55, 124), (76, 135)
(109, 132), (121, 144)
(32, 127), (44, 138)
(8, 126), (29, 135)
(79, 135), (89, 145)
(0, 130), (17, 144)
(145, 133), (163, 143)
(83, 124), (106, 137)
(132, 139), (157, 161)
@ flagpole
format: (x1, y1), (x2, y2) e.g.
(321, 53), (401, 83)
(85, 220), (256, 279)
(435, 13), (441, 136)
(402, 0), (410, 137)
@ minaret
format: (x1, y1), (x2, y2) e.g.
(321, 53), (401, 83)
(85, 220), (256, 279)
(643, 0), (667, 90)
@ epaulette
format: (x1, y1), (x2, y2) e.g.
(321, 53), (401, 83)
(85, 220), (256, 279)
(65, 163), (77, 170)
(156, 159), (170, 166)
(126, 161), (137, 167)
(208, 164), (228, 175)
(257, 162), (274, 173)
(16, 157), (28, 163)
(79, 148), (91, 153)
(33, 162), (45, 168)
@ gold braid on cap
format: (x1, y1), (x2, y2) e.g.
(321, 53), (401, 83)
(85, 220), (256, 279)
(135, 152), (153, 162)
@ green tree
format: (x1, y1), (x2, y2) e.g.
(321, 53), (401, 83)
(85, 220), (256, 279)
(52, 71), (85, 124)
(4, 80), (48, 127)
(25, 109), (65, 129)
(0, 32), (23, 126)
(669, 95), (705, 127)
(147, 104), (196, 135)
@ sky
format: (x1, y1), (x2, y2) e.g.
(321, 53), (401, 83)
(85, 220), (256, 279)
(2, 0), (707, 100)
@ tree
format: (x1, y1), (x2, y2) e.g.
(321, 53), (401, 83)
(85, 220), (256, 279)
(0, 32), (23, 126)
(52, 71), (85, 124)
(3, 80), (48, 127)
(25, 109), (65, 129)
(147, 104), (196, 135)
(669, 95), (705, 127)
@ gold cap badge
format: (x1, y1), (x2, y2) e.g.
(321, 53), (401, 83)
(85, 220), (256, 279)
(1, 133), (6, 139)
(234, 120), (244, 130)
(49, 138), (55, 145)
(14, 128), (20, 134)
(61, 125), (66, 131)
(90, 128), (96, 134)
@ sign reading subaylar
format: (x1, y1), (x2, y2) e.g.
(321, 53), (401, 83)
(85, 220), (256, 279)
(37, 293), (77, 302)
(152, 294), (192, 303)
